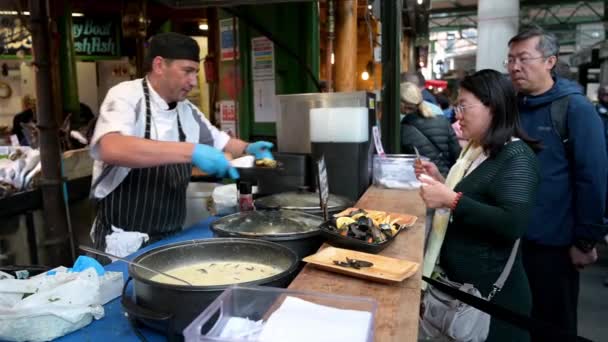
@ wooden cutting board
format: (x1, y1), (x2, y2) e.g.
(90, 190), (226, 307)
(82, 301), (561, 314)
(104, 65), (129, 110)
(333, 207), (418, 227)
(303, 246), (419, 284)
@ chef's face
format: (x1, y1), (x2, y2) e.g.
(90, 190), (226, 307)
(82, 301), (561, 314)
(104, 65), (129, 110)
(157, 58), (199, 102)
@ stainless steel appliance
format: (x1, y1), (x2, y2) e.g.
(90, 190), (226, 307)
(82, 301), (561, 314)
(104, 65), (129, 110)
(277, 91), (376, 154)
(276, 92), (377, 201)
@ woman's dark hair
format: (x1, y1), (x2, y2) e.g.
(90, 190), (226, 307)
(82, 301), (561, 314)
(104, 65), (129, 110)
(459, 69), (540, 157)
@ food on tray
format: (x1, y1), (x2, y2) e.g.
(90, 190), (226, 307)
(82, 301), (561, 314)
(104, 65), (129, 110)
(327, 208), (407, 244)
(149, 261), (281, 286)
(332, 257), (374, 269)
(255, 158), (277, 168)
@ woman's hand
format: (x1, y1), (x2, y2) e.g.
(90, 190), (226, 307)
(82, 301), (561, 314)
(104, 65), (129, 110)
(419, 174), (458, 209)
(415, 160), (443, 182)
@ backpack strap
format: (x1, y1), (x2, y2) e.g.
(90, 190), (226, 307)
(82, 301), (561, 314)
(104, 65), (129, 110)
(550, 95), (573, 162)
(550, 95), (570, 144)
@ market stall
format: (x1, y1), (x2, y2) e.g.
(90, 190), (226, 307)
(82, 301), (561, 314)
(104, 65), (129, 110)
(43, 185), (425, 342)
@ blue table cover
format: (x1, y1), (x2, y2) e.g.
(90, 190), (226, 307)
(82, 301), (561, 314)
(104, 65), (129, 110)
(56, 216), (218, 342)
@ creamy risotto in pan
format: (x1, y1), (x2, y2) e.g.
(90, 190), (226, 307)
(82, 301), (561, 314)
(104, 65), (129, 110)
(149, 261), (281, 286)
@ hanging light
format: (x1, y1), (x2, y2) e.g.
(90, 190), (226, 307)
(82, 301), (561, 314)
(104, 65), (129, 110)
(199, 22), (209, 31)
(361, 61), (374, 81)
(417, 0), (423, 5)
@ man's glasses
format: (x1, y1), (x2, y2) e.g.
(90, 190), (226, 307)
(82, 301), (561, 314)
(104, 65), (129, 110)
(503, 56), (547, 67)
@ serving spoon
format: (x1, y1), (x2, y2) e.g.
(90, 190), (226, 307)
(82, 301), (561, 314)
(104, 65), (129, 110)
(79, 245), (193, 286)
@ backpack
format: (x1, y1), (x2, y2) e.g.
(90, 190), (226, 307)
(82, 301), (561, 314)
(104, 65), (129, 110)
(553, 96), (608, 222)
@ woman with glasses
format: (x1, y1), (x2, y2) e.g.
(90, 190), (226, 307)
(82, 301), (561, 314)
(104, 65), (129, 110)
(400, 82), (461, 177)
(416, 69), (541, 342)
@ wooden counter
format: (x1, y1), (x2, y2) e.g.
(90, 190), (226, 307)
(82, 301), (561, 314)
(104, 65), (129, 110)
(288, 186), (426, 342)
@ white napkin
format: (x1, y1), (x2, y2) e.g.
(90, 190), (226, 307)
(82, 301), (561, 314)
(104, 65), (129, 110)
(218, 317), (264, 340)
(230, 155), (255, 168)
(104, 226), (149, 258)
(258, 296), (372, 342)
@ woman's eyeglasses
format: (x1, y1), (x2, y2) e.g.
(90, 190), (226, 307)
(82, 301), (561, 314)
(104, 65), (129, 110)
(454, 103), (483, 115)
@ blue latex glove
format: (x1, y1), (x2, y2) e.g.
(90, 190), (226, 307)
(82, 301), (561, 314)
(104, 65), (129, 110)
(48, 255), (105, 276)
(192, 144), (239, 179)
(246, 141), (274, 160)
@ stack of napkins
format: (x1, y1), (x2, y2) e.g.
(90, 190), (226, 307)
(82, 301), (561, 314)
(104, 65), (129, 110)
(217, 296), (372, 342)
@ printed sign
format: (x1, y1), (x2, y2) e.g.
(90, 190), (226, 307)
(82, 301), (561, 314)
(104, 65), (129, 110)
(0, 16), (119, 56)
(220, 18), (239, 61)
(0, 17), (30, 55)
(219, 100), (237, 137)
(251, 36), (274, 80)
(251, 36), (277, 123)
(219, 100), (236, 122)
(317, 156), (329, 221)
(72, 17), (119, 56)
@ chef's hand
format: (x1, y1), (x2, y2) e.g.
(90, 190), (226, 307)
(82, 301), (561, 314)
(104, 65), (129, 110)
(569, 246), (597, 270)
(246, 141), (274, 160)
(419, 174), (457, 209)
(192, 144), (239, 179)
(415, 160), (443, 182)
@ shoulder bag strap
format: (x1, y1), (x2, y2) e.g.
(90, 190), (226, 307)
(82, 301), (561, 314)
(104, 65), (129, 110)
(487, 239), (519, 300)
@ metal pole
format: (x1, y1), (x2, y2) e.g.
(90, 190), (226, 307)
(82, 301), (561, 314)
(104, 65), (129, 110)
(381, 0), (402, 154)
(29, 0), (74, 265)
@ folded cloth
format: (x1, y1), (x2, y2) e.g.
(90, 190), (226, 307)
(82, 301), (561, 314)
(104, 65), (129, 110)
(105, 226), (149, 258)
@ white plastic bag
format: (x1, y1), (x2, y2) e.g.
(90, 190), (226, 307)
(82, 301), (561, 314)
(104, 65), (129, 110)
(0, 268), (105, 342)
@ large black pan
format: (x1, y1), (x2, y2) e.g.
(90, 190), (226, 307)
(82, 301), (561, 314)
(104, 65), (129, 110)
(121, 238), (299, 339)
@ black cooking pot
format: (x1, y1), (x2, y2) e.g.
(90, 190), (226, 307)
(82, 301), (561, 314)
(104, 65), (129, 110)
(121, 238), (299, 339)
(210, 210), (324, 260)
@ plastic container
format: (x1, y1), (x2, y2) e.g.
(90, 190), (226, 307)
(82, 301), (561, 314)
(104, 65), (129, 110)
(372, 154), (427, 190)
(309, 107), (369, 143)
(183, 285), (377, 342)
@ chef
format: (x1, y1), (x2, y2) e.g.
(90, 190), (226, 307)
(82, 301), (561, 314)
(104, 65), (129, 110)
(89, 32), (273, 251)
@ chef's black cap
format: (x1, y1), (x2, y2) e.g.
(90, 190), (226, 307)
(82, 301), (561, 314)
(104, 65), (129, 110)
(145, 32), (200, 69)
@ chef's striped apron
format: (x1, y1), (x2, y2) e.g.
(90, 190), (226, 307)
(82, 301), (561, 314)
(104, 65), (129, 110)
(91, 79), (193, 250)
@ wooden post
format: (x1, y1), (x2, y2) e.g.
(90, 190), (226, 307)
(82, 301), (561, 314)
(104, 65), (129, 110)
(29, 0), (74, 266)
(334, 0), (357, 92)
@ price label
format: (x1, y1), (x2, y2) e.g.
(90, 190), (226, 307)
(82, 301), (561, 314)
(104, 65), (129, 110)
(10, 134), (19, 147)
(317, 156), (329, 221)
(372, 126), (385, 157)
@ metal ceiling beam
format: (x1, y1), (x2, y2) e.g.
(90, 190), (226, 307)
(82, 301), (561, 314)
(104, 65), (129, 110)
(431, 1), (604, 30)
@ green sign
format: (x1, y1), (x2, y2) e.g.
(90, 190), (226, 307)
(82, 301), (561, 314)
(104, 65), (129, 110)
(72, 17), (120, 56)
(0, 16), (120, 57)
